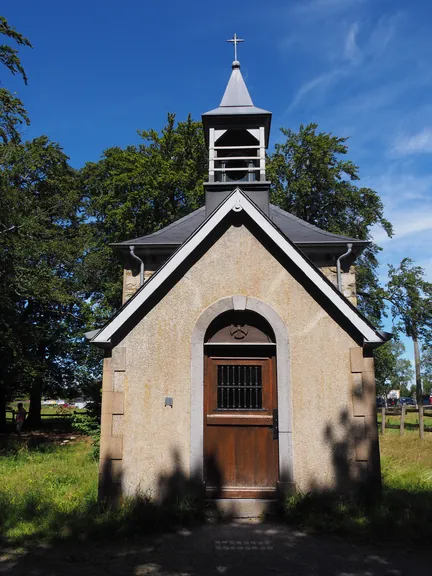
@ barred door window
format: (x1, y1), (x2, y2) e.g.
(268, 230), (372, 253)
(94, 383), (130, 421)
(217, 365), (262, 410)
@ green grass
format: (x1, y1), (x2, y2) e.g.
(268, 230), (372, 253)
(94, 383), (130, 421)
(0, 438), (205, 546)
(1, 431), (431, 547)
(284, 430), (432, 546)
(0, 440), (98, 543)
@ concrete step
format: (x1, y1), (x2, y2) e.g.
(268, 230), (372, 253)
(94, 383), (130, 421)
(207, 499), (278, 519)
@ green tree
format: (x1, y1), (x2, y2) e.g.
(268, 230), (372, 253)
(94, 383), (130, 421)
(81, 113), (207, 311)
(0, 15), (32, 143)
(0, 137), (91, 427)
(267, 123), (393, 322)
(374, 340), (414, 396)
(421, 345), (432, 395)
(386, 259), (432, 435)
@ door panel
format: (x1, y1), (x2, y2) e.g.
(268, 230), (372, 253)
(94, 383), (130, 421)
(204, 353), (278, 498)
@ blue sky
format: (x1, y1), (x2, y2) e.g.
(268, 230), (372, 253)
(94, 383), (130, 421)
(3, 0), (432, 363)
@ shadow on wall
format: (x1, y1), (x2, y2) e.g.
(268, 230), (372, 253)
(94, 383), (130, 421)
(98, 447), (233, 527)
(322, 408), (380, 500)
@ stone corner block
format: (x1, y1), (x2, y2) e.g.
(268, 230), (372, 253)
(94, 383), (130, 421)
(99, 458), (123, 480)
(100, 435), (123, 460)
(353, 415), (366, 439)
(355, 438), (370, 462)
(363, 357), (375, 373)
(112, 391), (125, 415)
(352, 393), (374, 417)
(350, 347), (364, 373)
(232, 295), (247, 311)
(112, 347), (126, 372)
(102, 391), (125, 415)
(365, 415), (379, 441)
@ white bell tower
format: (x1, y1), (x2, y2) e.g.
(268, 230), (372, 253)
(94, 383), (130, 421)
(202, 35), (272, 216)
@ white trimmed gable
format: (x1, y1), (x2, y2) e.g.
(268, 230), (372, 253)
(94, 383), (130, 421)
(91, 189), (386, 347)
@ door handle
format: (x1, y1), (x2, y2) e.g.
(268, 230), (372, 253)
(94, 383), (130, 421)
(272, 408), (279, 439)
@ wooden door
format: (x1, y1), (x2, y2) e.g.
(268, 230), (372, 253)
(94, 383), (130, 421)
(204, 353), (279, 499)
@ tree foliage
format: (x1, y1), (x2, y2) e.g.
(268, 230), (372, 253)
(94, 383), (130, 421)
(386, 259), (432, 342)
(0, 137), (97, 426)
(0, 15), (31, 143)
(374, 340), (414, 395)
(421, 345), (432, 395)
(81, 113), (207, 310)
(386, 258), (432, 402)
(267, 123), (393, 322)
(0, 16), (32, 82)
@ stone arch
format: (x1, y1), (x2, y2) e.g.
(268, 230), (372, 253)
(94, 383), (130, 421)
(190, 296), (294, 494)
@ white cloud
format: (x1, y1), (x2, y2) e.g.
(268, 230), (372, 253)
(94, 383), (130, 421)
(373, 213), (432, 243)
(283, 13), (399, 115)
(345, 23), (360, 63)
(290, 0), (366, 17)
(364, 171), (432, 207)
(393, 129), (432, 155)
(286, 69), (341, 111)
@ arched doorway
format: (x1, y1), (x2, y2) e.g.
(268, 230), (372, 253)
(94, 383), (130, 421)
(204, 310), (279, 499)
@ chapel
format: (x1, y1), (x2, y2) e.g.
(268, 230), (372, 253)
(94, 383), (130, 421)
(89, 38), (388, 512)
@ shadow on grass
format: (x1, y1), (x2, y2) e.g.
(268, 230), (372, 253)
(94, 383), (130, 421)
(282, 486), (432, 547)
(280, 402), (432, 547)
(0, 446), (231, 550)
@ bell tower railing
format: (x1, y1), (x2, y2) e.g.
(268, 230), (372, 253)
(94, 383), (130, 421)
(208, 127), (266, 184)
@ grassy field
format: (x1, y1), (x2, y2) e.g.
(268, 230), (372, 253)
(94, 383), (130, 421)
(0, 429), (431, 547)
(0, 439), (98, 543)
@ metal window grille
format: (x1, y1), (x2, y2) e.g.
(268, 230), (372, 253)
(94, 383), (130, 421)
(217, 365), (263, 410)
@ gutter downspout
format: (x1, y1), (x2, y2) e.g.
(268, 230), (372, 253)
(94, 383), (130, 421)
(336, 243), (353, 293)
(129, 246), (144, 286)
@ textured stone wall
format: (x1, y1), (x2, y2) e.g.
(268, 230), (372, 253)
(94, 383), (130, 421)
(122, 267), (157, 304)
(320, 265), (357, 306)
(99, 224), (378, 500)
(122, 268), (140, 304)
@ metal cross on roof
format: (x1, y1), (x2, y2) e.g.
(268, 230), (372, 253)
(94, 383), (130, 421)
(227, 33), (244, 61)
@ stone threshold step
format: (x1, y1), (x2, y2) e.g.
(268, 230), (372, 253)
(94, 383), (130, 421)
(206, 498), (278, 519)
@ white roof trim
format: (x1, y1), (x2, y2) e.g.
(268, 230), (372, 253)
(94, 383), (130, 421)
(92, 189), (384, 346)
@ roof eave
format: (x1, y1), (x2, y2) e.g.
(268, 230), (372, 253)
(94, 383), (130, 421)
(91, 189), (387, 348)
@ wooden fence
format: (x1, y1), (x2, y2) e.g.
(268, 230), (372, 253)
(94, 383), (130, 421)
(378, 405), (432, 439)
(5, 409), (87, 422)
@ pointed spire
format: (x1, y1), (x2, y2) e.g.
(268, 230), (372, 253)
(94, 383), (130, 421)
(220, 60), (254, 107)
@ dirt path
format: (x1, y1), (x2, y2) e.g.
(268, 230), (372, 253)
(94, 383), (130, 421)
(0, 522), (428, 576)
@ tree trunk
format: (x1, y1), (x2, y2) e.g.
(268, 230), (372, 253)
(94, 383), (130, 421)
(28, 379), (42, 428)
(413, 338), (424, 440)
(27, 377), (42, 428)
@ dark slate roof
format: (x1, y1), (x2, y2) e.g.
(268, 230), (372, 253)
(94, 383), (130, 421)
(112, 204), (367, 249)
